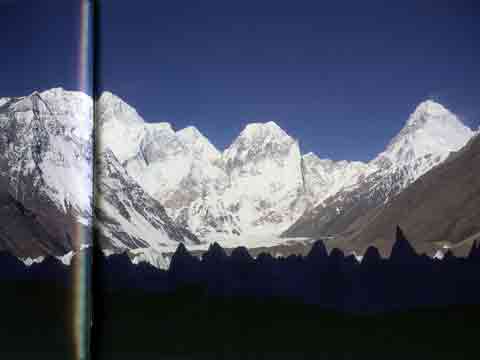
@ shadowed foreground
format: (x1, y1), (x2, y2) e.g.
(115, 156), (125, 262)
(92, 227), (480, 359)
(93, 289), (479, 359)
(0, 280), (73, 359)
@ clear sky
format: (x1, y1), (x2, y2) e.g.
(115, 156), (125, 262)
(0, 0), (87, 94)
(2, 1), (479, 161)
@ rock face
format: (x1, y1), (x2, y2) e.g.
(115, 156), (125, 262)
(324, 133), (480, 257)
(95, 149), (200, 252)
(0, 88), (197, 262)
(282, 100), (474, 250)
(0, 88), (93, 257)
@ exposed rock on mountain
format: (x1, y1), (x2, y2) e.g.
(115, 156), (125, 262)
(97, 94), (475, 252)
(282, 100), (474, 251)
(320, 133), (480, 256)
(0, 88), (93, 257)
(0, 88), (198, 263)
(6, 88), (472, 262)
(94, 149), (200, 254)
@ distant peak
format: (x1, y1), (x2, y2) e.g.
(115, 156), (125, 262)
(244, 120), (281, 130)
(145, 121), (174, 132)
(265, 120), (281, 128)
(98, 91), (120, 104)
(43, 87), (65, 93)
(34, 87), (89, 100)
(302, 152), (326, 163)
(240, 121), (289, 139)
(97, 91), (145, 125)
(374, 97), (473, 169)
(36, 87), (65, 96)
(416, 99), (445, 111)
(407, 99), (451, 126)
(177, 125), (203, 138)
(176, 125), (221, 159)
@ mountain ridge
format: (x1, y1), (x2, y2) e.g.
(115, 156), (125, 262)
(97, 92), (474, 250)
(1, 88), (474, 263)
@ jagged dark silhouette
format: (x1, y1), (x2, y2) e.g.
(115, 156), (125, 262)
(87, 225), (480, 313)
(469, 240), (480, 262)
(1, 226), (479, 314)
(390, 225), (418, 263)
(1, 226), (479, 358)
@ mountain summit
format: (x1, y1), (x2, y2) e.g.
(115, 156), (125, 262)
(97, 93), (474, 250)
(283, 100), (474, 256)
(373, 100), (473, 180)
(0, 88), (93, 257)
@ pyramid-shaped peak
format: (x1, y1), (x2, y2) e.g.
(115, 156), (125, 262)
(98, 91), (143, 114)
(241, 121), (288, 138)
(406, 99), (460, 127)
(177, 125), (203, 138)
(177, 125), (212, 144)
(97, 91), (145, 126)
(414, 99), (449, 115)
(98, 90), (118, 104)
(373, 99), (473, 170)
(176, 125), (221, 159)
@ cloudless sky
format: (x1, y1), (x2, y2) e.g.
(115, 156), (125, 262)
(0, 0), (85, 94)
(2, 1), (479, 161)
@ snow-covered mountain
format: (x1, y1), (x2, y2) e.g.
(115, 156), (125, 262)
(0, 88), (198, 264)
(97, 95), (355, 244)
(0, 88), (474, 261)
(97, 92), (228, 210)
(283, 100), (474, 241)
(328, 132), (480, 257)
(94, 93), (205, 263)
(0, 88), (93, 257)
(98, 93), (474, 250)
(372, 100), (473, 187)
(95, 148), (200, 253)
(301, 153), (371, 207)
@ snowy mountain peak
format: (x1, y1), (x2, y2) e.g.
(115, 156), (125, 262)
(97, 91), (145, 126)
(240, 121), (287, 139)
(408, 99), (449, 123)
(38, 87), (68, 97)
(223, 121), (296, 166)
(176, 126), (221, 161)
(144, 121), (175, 134)
(374, 100), (474, 172)
(0, 88), (94, 257)
(177, 125), (202, 137)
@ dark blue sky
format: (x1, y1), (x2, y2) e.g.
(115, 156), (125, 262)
(0, 0), (86, 95)
(2, 1), (479, 161)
